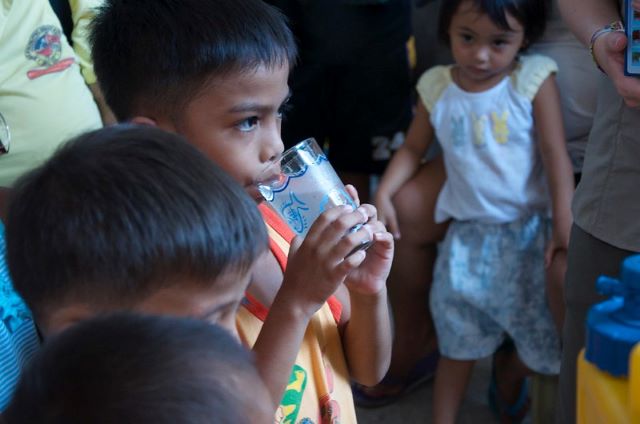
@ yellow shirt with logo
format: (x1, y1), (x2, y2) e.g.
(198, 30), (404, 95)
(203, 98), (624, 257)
(238, 205), (358, 424)
(0, 0), (102, 187)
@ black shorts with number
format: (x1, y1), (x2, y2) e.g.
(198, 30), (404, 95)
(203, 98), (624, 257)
(275, 0), (413, 175)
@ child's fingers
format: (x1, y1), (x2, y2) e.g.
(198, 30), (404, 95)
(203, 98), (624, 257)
(336, 249), (367, 274)
(306, 206), (369, 251)
(289, 235), (303, 256)
(358, 203), (377, 222)
(331, 222), (374, 261)
(345, 184), (360, 206)
(387, 213), (401, 240)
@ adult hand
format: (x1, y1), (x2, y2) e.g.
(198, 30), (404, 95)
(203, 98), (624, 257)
(593, 30), (640, 107)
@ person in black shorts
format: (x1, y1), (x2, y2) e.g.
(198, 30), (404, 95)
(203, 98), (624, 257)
(268, 0), (413, 202)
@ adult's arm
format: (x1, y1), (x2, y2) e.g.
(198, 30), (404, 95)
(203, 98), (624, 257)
(559, 0), (640, 107)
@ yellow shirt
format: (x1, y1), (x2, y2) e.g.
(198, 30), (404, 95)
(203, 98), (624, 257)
(238, 205), (358, 424)
(0, 0), (102, 187)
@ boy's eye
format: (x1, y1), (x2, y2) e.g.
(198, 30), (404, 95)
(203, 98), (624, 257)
(277, 102), (293, 120)
(237, 116), (259, 132)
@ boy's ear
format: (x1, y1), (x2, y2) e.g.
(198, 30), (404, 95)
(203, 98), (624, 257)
(131, 116), (158, 127)
(130, 115), (177, 133)
(43, 304), (96, 338)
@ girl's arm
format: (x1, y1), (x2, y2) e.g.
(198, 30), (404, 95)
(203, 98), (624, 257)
(375, 101), (435, 237)
(533, 74), (574, 263)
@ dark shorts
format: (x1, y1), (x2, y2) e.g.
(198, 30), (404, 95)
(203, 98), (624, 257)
(282, 44), (412, 175)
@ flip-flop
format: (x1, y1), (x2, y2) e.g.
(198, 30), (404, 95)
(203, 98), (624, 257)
(488, 354), (530, 423)
(352, 350), (440, 408)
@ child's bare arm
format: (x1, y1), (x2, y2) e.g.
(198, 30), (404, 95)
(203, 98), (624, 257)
(251, 205), (374, 409)
(335, 213), (394, 386)
(375, 101), (435, 238)
(533, 74), (574, 264)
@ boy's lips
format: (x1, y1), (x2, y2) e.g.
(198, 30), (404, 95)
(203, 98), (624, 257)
(245, 184), (264, 202)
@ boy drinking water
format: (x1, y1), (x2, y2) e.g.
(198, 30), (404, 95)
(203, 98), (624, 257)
(90, 0), (394, 421)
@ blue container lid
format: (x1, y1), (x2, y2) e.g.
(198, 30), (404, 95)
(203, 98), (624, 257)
(585, 255), (640, 377)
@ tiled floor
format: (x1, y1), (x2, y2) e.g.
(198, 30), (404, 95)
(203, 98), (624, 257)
(356, 357), (499, 423)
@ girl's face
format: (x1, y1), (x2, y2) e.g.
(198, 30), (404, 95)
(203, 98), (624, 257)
(448, 1), (526, 91)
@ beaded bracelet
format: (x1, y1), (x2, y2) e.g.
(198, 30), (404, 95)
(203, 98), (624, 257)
(589, 21), (625, 73)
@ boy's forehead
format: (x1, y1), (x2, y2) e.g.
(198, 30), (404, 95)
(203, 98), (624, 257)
(200, 64), (290, 108)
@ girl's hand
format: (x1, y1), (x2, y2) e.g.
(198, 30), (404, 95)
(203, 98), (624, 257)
(344, 217), (394, 296)
(374, 191), (400, 239)
(280, 204), (374, 318)
(593, 31), (640, 107)
(545, 227), (570, 268)
(633, 0), (640, 12)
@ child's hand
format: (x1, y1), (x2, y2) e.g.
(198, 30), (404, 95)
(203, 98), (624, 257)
(374, 191), (401, 239)
(280, 204), (374, 318)
(344, 209), (394, 296)
(545, 226), (570, 268)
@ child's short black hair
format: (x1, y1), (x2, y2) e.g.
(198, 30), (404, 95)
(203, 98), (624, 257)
(438, 0), (549, 48)
(90, 0), (298, 122)
(4, 313), (267, 423)
(6, 124), (267, 322)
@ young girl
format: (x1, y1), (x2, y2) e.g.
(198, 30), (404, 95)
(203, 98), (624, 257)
(376, 0), (573, 422)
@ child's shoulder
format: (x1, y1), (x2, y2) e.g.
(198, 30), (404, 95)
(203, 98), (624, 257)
(416, 65), (454, 113)
(511, 54), (559, 101)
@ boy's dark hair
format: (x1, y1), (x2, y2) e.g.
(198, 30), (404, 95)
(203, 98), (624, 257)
(4, 313), (263, 423)
(438, 0), (549, 48)
(6, 124), (267, 321)
(90, 0), (298, 122)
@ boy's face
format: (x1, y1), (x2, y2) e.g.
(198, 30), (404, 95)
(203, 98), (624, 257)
(44, 268), (251, 338)
(157, 64), (290, 202)
(135, 268), (251, 338)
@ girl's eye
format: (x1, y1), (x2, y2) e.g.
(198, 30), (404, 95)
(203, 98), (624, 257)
(461, 34), (473, 43)
(277, 102), (293, 120)
(493, 39), (507, 47)
(237, 116), (259, 132)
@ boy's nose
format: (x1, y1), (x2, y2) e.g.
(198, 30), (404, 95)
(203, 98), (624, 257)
(262, 126), (284, 163)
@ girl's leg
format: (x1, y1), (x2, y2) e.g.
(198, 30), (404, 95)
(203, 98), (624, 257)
(494, 348), (531, 406)
(433, 357), (475, 424)
(387, 157), (447, 378)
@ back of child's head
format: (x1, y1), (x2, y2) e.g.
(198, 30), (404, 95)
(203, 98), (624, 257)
(438, 0), (549, 48)
(5, 124), (267, 328)
(3, 313), (272, 424)
(90, 0), (297, 122)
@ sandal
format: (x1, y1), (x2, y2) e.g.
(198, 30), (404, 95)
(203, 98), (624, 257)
(488, 354), (530, 423)
(352, 350), (440, 408)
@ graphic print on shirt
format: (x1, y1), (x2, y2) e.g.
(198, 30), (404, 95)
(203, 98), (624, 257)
(471, 112), (487, 147)
(491, 111), (509, 144)
(278, 365), (308, 424)
(24, 26), (75, 80)
(451, 116), (466, 147)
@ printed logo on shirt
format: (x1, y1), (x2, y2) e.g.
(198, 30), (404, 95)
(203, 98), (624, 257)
(24, 26), (75, 80)
(277, 365), (308, 424)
